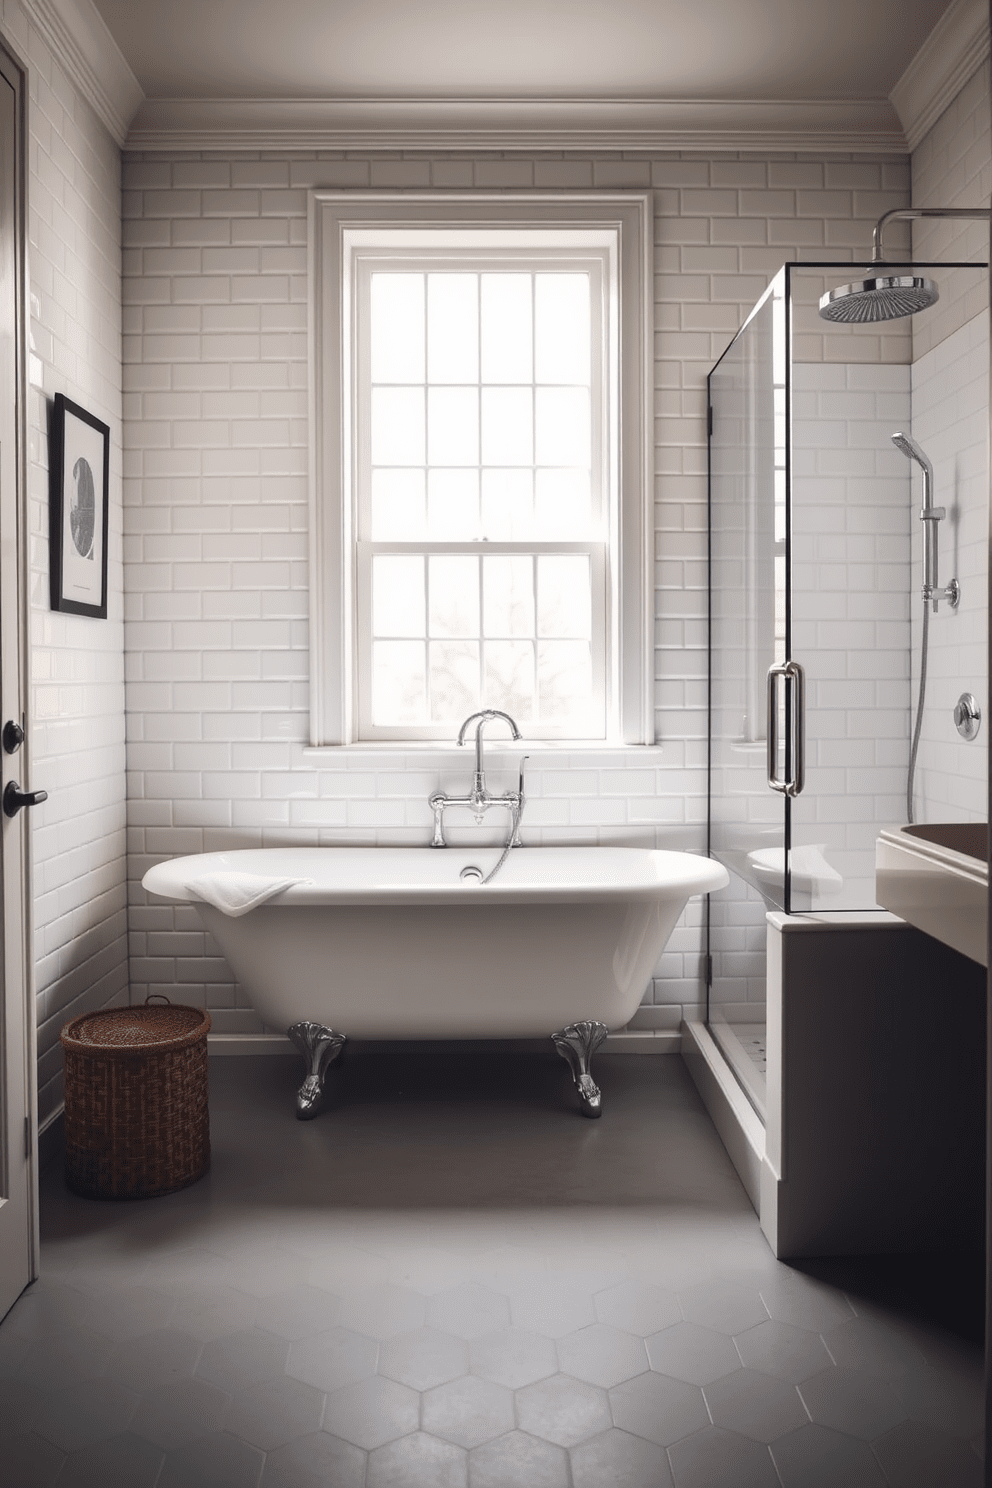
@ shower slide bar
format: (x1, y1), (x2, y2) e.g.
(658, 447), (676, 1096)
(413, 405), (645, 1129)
(766, 660), (805, 797)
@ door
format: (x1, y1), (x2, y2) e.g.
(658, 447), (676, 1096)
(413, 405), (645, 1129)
(0, 45), (36, 1321)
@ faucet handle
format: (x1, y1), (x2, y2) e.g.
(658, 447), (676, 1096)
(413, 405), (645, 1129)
(517, 753), (529, 799)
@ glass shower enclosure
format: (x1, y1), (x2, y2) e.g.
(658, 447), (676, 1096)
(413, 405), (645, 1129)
(706, 259), (983, 1120)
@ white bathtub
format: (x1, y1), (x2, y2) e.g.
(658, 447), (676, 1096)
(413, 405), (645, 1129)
(143, 845), (728, 1116)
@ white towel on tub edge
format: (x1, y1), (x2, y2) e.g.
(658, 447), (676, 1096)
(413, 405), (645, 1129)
(185, 873), (312, 916)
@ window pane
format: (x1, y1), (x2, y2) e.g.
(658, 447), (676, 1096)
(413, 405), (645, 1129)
(481, 274), (532, 383)
(537, 555), (591, 638)
(428, 469), (480, 539)
(535, 469), (592, 537)
(372, 555), (425, 637)
(371, 273), (424, 383)
(483, 555), (534, 637)
(371, 469), (426, 540)
(429, 555), (479, 638)
(428, 387), (479, 465)
(372, 387), (425, 466)
(535, 273), (590, 385)
(428, 274), (478, 383)
(430, 640), (479, 721)
(485, 641), (535, 718)
(538, 640), (594, 723)
(373, 640), (426, 725)
(481, 469), (533, 539)
(535, 386), (589, 467)
(482, 387), (533, 465)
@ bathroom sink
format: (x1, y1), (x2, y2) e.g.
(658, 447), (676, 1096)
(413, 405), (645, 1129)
(875, 823), (988, 967)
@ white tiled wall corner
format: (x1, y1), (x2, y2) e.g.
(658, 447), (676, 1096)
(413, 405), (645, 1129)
(11, 0), (129, 1124)
(910, 315), (989, 823)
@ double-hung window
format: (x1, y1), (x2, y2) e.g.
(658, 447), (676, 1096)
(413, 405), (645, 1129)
(309, 194), (652, 746)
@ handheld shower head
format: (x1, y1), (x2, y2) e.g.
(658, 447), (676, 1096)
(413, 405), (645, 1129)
(891, 431), (933, 477)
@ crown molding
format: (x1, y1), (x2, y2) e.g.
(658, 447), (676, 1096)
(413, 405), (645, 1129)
(21, 0), (143, 146)
(124, 94), (907, 154)
(890, 0), (990, 153)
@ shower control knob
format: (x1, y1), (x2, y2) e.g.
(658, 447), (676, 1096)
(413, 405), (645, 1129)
(953, 693), (981, 741)
(3, 780), (47, 817)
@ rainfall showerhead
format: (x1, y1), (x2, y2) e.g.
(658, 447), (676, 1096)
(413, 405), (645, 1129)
(819, 274), (939, 323)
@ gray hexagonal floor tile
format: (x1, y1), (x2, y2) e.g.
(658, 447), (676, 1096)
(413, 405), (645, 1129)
(225, 1246), (312, 1300)
(251, 1284), (342, 1341)
(799, 1366), (907, 1441)
(16, 1327), (114, 1393)
(261, 1430), (367, 1488)
(734, 1319), (833, 1383)
(822, 1314), (927, 1380)
(0, 1430), (65, 1487)
(893, 1362), (985, 1440)
(0, 1377), (46, 1438)
(759, 1274), (855, 1333)
(609, 1369), (709, 1447)
(426, 1285), (511, 1341)
(770, 1422), (888, 1487)
(56, 1432), (164, 1488)
(557, 1323), (648, 1388)
(679, 1279), (768, 1336)
(129, 1377), (229, 1451)
(368, 1429), (467, 1487)
(157, 1430), (264, 1488)
(166, 1286), (259, 1344)
(105, 1328), (202, 1394)
(33, 1376), (139, 1453)
(872, 1418), (984, 1487)
(195, 1327), (289, 1393)
(646, 1320), (741, 1385)
(468, 1429), (570, 1488)
(668, 1426), (781, 1487)
(286, 1326), (378, 1392)
(469, 1328), (558, 1389)
(516, 1372), (612, 1447)
(510, 1285), (596, 1340)
(571, 1426), (675, 1488)
(422, 1373), (514, 1448)
(226, 1373), (325, 1451)
(82, 1286), (177, 1343)
(703, 1368), (809, 1443)
(338, 1285), (427, 1340)
(379, 1326), (468, 1391)
(594, 1281), (681, 1337)
(322, 1375), (420, 1450)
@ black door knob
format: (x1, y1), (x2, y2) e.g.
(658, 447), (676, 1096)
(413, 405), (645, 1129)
(3, 781), (47, 817)
(2, 720), (23, 754)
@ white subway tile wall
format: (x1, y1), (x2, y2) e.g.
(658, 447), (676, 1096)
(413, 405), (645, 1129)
(911, 314), (989, 822)
(12, 0), (128, 1126)
(121, 149), (915, 1036)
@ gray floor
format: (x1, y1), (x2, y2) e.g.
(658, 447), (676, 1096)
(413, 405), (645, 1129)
(0, 1046), (984, 1487)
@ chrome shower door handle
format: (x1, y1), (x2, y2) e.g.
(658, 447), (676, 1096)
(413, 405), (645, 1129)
(766, 660), (805, 797)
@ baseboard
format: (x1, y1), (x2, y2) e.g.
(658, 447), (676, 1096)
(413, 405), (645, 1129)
(208, 1029), (679, 1056)
(681, 1019), (764, 1212)
(38, 1106), (64, 1171)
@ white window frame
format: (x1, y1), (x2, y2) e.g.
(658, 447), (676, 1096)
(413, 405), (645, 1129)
(308, 192), (653, 747)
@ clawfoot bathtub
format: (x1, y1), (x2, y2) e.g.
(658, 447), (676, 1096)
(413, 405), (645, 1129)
(142, 846), (728, 1119)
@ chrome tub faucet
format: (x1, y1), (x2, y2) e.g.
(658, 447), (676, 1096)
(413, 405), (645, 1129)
(429, 710), (527, 852)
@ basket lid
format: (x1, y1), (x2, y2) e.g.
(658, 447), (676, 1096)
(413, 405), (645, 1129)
(61, 1000), (210, 1052)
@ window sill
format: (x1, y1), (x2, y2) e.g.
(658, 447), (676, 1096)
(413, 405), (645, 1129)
(302, 741), (665, 763)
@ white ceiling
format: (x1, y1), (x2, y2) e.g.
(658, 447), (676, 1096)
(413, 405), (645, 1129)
(92, 0), (954, 103)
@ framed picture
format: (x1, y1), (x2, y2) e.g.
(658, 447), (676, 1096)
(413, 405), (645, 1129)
(49, 393), (110, 618)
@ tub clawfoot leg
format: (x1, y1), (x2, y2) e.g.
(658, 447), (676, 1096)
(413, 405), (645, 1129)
(287, 1021), (347, 1120)
(552, 1020), (609, 1118)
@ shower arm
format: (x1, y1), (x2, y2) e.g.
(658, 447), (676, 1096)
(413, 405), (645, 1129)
(870, 207), (992, 262)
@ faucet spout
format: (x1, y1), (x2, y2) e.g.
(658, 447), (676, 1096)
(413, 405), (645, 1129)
(457, 709), (522, 795)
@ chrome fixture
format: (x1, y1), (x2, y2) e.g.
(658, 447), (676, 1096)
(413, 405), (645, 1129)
(819, 207), (992, 323)
(287, 1020), (346, 1120)
(891, 432), (958, 613)
(429, 711), (527, 882)
(552, 1020), (609, 1118)
(891, 432), (958, 825)
(766, 659), (805, 797)
(954, 693), (981, 741)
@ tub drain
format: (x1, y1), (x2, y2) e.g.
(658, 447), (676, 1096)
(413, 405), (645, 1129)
(460, 865), (484, 883)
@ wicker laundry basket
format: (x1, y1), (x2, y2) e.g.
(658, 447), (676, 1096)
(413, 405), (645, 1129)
(60, 996), (211, 1199)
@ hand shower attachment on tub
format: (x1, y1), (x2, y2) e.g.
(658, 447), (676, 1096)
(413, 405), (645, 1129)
(892, 431), (958, 824)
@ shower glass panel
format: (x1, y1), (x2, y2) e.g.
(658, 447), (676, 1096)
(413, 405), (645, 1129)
(707, 259), (983, 1119)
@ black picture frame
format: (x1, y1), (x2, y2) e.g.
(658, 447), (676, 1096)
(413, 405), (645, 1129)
(49, 393), (110, 618)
